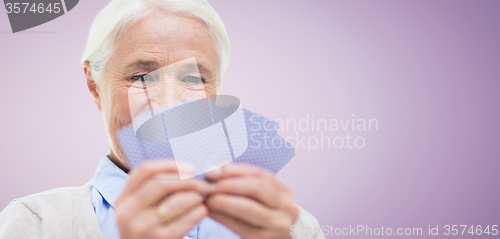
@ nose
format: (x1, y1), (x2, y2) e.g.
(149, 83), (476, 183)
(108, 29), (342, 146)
(148, 73), (207, 114)
(129, 57), (208, 123)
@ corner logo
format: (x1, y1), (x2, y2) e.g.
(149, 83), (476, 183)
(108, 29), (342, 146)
(3, 0), (79, 33)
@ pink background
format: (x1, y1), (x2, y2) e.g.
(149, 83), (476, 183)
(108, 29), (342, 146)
(1, 1), (499, 237)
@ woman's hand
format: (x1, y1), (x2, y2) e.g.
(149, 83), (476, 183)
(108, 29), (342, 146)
(115, 160), (210, 239)
(205, 163), (299, 239)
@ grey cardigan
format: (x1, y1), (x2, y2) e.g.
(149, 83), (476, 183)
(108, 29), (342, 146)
(0, 182), (324, 239)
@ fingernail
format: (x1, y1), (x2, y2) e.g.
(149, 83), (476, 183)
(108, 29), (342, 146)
(177, 162), (195, 173)
(209, 183), (217, 194)
(207, 168), (222, 178)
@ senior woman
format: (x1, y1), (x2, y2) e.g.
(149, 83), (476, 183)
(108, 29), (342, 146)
(0, 0), (323, 238)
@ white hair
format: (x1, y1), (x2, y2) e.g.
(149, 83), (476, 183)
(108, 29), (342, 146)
(81, 0), (230, 90)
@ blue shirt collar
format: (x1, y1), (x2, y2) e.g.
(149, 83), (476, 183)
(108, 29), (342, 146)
(90, 156), (129, 208)
(90, 156), (240, 238)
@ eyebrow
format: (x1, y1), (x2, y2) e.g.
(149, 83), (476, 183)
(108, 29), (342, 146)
(125, 59), (214, 78)
(126, 60), (162, 70)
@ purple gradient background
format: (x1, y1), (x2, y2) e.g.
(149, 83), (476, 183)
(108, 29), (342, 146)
(1, 0), (499, 237)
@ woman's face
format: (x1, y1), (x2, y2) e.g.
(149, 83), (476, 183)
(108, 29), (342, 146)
(89, 11), (219, 170)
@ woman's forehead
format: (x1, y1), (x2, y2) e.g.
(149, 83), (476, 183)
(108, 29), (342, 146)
(112, 12), (218, 72)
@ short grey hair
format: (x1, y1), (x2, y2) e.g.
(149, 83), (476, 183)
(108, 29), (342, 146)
(81, 0), (230, 90)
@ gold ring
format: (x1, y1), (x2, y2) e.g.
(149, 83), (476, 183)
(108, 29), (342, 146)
(156, 204), (172, 224)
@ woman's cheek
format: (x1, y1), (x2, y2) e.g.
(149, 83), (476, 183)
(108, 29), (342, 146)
(108, 86), (135, 126)
(127, 92), (147, 120)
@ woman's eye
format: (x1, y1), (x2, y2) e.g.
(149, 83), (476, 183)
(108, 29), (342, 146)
(183, 76), (203, 84)
(132, 74), (156, 82)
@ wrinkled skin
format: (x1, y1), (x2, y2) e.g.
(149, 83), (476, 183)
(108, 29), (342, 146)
(84, 11), (297, 239)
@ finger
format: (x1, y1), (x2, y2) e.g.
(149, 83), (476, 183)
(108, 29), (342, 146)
(124, 206), (161, 238)
(211, 177), (281, 208)
(206, 163), (274, 181)
(121, 176), (210, 212)
(120, 160), (191, 197)
(117, 191), (204, 239)
(205, 194), (275, 228)
(155, 191), (204, 224)
(209, 211), (269, 239)
(153, 204), (208, 238)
